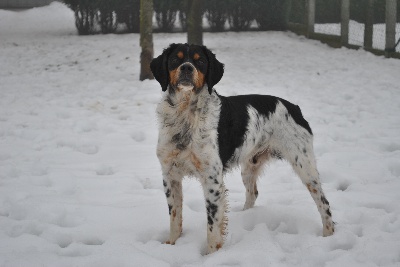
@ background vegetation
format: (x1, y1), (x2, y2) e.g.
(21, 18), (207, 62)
(61, 0), (399, 35)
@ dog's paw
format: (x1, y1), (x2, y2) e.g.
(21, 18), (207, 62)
(323, 224), (335, 237)
(242, 202), (255, 210)
(206, 242), (223, 254)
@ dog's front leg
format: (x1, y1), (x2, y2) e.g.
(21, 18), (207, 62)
(163, 177), (183, 245)
(201, 171), (227, 254)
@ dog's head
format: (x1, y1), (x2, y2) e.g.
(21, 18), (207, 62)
(150, 43), (224, 94)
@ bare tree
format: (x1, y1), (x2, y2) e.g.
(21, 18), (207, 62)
(140, 0), (154, 81)
(187, 0), (203, 45)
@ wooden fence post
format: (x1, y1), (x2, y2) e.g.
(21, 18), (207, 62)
(385, 0), (397, 56)
(306, 0), (315, 37)
(364, 0), (374, 49)
(341, 0), (350, 46)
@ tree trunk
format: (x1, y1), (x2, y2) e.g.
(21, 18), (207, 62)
(140, 0), (154, 81)
(187, 0), (203, 45)
(364, 0), (374, 49)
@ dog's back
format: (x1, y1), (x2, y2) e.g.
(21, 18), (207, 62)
(217, 94), (312, 170)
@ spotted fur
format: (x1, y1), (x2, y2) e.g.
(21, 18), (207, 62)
(150, 43), (334, 254)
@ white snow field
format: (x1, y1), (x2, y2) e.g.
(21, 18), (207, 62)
(1, 3), (400, 267)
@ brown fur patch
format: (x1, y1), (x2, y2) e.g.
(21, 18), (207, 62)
(164, 149), (180, 165)
(307, 183), (318, 194)
(194, 70), (205, 89)
(190, 153), (202, 171)
(216, 243), (222, 250)
(177, 93), (191, 113)
(177, 51), (184, 59)
(169, 69), (179, 88)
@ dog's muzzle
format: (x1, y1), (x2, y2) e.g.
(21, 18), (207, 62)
(177, 63), (195, 91)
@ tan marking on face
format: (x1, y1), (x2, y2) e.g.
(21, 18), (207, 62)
(194, 70), (205, 89)
(177, 51), (184, 59)
(169, 69), (179, 88)
(193, 53), (200, 61)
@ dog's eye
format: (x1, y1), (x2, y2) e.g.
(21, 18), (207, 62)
(197, 59), (205, 65)
(171, 57), (179, 64)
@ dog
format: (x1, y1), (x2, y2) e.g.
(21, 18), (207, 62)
(150, 43), (334, 254)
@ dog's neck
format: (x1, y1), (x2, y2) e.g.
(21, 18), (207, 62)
(163, 84), (211, 113)
(157, 84), (220, 132)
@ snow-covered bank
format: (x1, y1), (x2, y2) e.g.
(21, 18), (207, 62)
(1, 3), (400, 267)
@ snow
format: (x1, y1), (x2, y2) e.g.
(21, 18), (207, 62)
(1, 2), (400, 266)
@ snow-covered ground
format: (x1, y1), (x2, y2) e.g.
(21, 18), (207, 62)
(1, 2), (400, 267)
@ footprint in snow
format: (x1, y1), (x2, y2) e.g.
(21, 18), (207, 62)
(131, 131), (145, 142)
(80, 237), (105, 246)
(55, 235), (104, 249)
(6, 222), (44, 238)
(57, 141), (99, 155)
(336, 181), (350, 191)
(141, 178), (152, 189)
(95, 165), (115, 176)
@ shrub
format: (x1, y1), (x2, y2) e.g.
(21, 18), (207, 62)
(115, 0), (140, 33)
(287, 0), (305, 24)
(154, 0), (179, 32)
(227, 0), (256, 31)
(205, 0), (228, 32)
(97, 0), (118, 34)
(63, 0), (98, 35)
(254, 0), (291, 31)
(63, 0), (141, 34)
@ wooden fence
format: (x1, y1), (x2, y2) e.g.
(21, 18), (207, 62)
(288, 0), (400, 59)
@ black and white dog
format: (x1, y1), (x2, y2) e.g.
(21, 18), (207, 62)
(150, 43), (334, 254)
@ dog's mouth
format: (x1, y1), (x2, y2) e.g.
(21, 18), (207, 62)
(177, 79), (194, 92)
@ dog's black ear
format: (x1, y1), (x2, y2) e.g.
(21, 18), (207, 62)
(150, 44), (179, 92)
(202, 46), (224, 94)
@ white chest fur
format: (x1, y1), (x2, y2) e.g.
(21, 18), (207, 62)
(156, 88), (222, 178)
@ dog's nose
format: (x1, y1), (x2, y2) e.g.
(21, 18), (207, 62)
(180, 64), (194, 73)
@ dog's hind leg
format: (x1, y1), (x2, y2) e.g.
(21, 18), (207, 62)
(240, 149), (269, 210)
(163, 178), (183, 245)
(287, 144), (335, 237)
